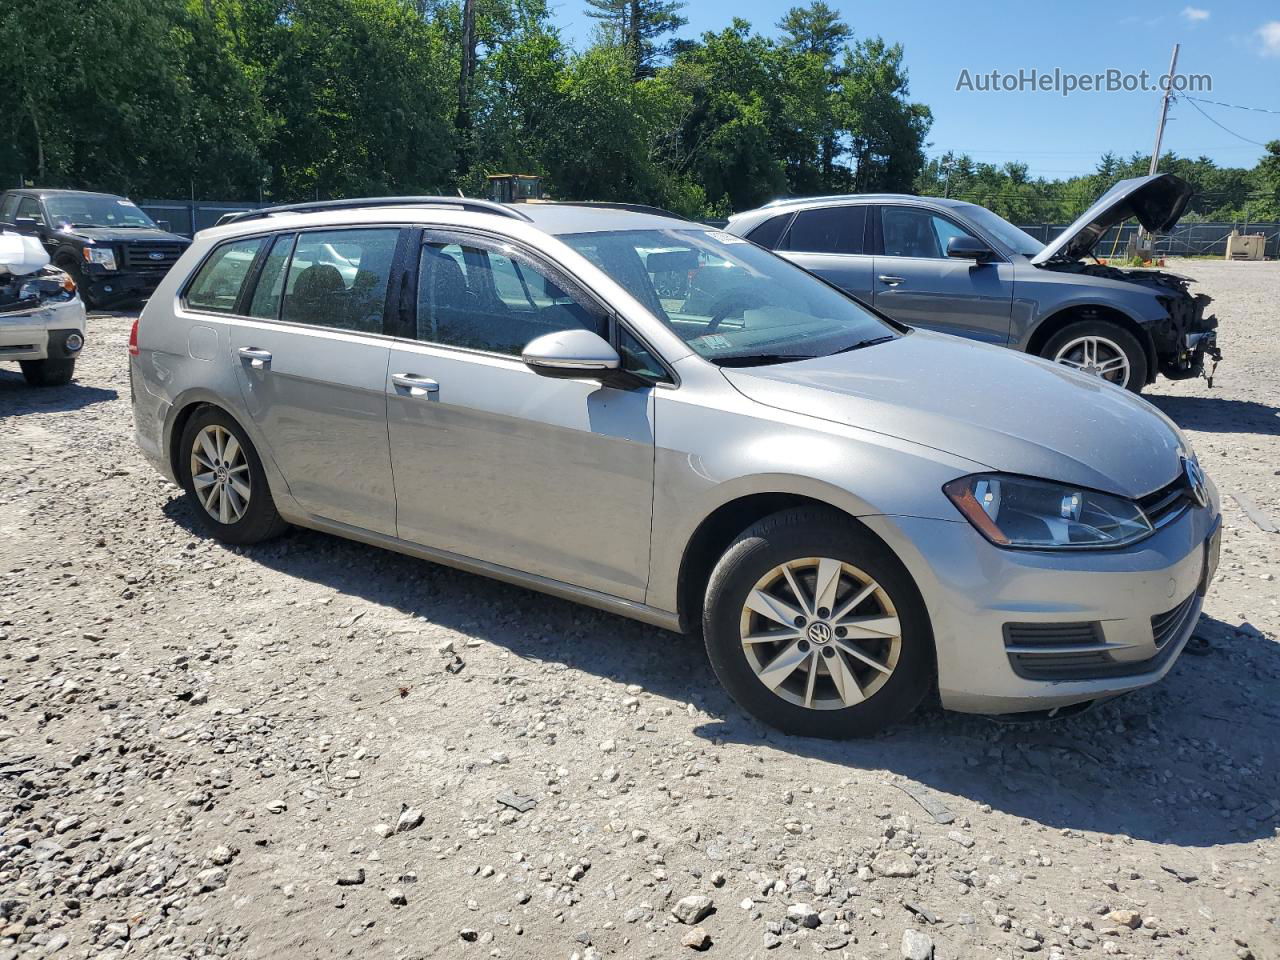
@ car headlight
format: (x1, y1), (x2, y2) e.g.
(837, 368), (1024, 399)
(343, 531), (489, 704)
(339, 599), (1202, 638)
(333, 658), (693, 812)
(84, 246), (117, 271)
(944, 474), (1153, 550)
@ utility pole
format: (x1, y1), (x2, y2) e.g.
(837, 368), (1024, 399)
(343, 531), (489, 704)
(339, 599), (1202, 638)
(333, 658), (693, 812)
(1148, 43), (1179, 177)
(1135, 42), (1179, 255)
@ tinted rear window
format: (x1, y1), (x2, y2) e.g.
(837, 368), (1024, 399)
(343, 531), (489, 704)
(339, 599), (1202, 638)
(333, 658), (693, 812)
(745, 213), (792, 249)
(784, 206), (866, 255)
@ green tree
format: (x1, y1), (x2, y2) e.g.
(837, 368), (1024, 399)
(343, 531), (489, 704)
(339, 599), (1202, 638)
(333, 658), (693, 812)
(835, 37), (932, 192)
(777, 1), (850, 57)
(584, 0), (687, 79)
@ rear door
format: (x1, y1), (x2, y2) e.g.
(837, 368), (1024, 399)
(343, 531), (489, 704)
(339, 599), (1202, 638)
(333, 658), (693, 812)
(775, 205), (875, 303)
(871, 204), (1015, 344)
(384, 228), (657, 601)
(226, 227), (403, 535)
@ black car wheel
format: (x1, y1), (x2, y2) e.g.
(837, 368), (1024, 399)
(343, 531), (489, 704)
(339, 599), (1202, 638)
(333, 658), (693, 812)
(19, 358), (76, 387)
(702, 507), (934, 738)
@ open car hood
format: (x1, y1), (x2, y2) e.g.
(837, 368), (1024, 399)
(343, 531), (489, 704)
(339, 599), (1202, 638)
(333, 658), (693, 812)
(1029, 173), (1193, 265)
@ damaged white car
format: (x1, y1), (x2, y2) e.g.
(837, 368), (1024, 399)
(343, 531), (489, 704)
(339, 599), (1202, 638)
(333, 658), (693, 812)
(1, 231), (86, 386)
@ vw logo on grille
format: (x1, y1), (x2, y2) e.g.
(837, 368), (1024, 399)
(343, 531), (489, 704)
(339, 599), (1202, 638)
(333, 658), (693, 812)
(1183, 456), (1208, 508)
(148, 251), (165, 261)
(806, 621), (833, 645)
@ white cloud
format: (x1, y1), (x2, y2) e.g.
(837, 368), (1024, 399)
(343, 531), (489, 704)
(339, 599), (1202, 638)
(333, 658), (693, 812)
(1181, 6), (1210, 23)
(1259, 21), (1280, 56)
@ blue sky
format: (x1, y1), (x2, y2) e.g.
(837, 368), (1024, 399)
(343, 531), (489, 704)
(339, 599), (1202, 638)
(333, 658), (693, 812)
(553, 1), (1280, 179)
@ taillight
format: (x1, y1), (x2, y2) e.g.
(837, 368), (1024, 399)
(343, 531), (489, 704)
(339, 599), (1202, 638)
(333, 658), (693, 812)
(128, 318), (140, 357)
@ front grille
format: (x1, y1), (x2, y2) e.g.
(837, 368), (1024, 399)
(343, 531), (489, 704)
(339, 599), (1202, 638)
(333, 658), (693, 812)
(1139, 475), (1192, 529)
(122, 242), (185, 273)
(1152, 592), (1198, 650)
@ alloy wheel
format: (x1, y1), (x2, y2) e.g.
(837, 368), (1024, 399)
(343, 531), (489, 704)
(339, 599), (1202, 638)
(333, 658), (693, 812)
(190, 424), (251, 524)
(1052, 335), (1131, 387)
(738, 557), (902, 711)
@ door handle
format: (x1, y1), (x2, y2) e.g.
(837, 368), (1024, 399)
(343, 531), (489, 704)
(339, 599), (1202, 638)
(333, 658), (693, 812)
(391, 373), (440, 397)
(238, 347), (273, 369)
(877, 275), (905, 286)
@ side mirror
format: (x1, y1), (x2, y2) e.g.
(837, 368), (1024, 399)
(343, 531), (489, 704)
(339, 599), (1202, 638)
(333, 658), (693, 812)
(522, 329), (621, 380)
(946, 235), (994, 261)
(12, 217), (40, 234)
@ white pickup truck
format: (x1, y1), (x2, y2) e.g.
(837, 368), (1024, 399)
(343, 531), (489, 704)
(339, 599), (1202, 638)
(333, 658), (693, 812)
(1, 231), (86, 386)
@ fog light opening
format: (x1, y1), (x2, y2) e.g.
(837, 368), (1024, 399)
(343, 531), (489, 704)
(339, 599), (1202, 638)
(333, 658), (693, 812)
(64, 333), (84, 353)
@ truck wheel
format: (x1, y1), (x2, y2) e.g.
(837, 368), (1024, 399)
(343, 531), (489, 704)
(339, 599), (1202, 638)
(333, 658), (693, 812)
(19, 358), (76, 387)
(701, 507), (934, 738)
(1041, 320), (1147, 393)
(178, 407), (289, 545)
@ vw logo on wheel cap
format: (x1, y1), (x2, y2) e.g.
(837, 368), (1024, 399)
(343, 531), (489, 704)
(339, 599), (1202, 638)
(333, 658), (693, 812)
(1183, 456), (1208, 508)
(806, 621), (833, 645)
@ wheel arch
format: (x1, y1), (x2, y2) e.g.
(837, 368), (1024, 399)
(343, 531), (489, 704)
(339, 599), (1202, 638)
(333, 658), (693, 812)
(1025, 304), (1157, 384)
(675, 491), (902, 635)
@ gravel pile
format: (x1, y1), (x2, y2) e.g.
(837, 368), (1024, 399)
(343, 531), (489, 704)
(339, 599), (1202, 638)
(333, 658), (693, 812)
(1, 260), (1276, 959)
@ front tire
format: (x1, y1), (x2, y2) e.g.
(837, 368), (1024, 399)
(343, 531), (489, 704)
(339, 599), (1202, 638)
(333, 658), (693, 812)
(701, 508), (934, 738)
(57, 256), (102, 310)
(179, 407), (288, 545)
(19, 358), (75, 386)
(1041, 319), (1147, 393)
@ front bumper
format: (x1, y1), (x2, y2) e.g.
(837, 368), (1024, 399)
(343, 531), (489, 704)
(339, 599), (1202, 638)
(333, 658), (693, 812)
(0, 298), (87, 361)
(863, 481), (1220, 715)
(83, 270), (163, 306)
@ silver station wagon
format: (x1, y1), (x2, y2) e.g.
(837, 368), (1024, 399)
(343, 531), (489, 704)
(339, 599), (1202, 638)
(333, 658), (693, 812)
(131, 197), (1221, 737)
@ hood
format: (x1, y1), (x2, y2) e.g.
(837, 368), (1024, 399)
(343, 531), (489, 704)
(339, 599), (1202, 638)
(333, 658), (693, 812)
(60, 226), (189, 245)
(722, 331), (1187, 499)
(1029, 173), (1193, 266)
(0, 231), (50, 276)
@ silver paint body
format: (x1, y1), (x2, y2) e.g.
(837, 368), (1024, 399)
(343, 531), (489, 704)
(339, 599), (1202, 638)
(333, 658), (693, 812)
(131, 204), (1219, 715)
(724, 195), (1177, 351)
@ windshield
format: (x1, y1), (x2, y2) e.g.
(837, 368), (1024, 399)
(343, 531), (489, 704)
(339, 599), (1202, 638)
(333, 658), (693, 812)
(560, 228), (896, 363)
(955, 204), (1044, 257)
(45, 195), (156, 229)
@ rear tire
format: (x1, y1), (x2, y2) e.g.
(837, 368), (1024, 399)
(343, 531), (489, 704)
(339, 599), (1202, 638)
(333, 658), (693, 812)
(19, 358), (75, 386)
(179, 407), (288, 545)
(701, 507), (934, 738)
(1041, 319), (1148, 393)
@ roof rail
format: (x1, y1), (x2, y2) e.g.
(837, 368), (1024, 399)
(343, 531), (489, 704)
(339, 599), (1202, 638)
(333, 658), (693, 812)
(215, 196), (533, 227)
(550, 201), (691, 222)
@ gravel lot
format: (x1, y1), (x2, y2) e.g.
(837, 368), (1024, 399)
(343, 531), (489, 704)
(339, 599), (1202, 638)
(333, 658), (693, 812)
(1, 258), (1277, 960)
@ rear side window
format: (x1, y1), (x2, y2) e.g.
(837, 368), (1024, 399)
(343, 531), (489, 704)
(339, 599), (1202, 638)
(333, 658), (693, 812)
(745, 213), (792, 249)
(0, 195), (18, 223)
(784, 206), (866, 255)
(248, 233), (295, 319)
(280, 229), (399, 334)
(185, 237), (265, 313)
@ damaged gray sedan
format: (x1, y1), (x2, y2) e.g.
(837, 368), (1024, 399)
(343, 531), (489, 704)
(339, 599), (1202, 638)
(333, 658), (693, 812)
(726, 173), (1219, 393)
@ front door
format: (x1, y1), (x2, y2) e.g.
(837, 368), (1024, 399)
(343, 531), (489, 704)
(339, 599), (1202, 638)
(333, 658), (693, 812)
(228, 227), (402, 534)
(385, 230), (656, 601)
(872, 205), (1015, 344)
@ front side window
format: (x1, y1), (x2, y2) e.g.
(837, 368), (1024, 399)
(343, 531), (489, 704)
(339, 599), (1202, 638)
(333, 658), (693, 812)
(416, 238), (605, 356)
(784, 206), (866, 255)
(0, 195), (19, 223)
(561, 228), (896, 365)
(881, 207), (976, 259)
(43, 195), (154, 229)
(279, 228), (399, 333)
(185, 237), (265, 313)
(16, 197), (45, 225)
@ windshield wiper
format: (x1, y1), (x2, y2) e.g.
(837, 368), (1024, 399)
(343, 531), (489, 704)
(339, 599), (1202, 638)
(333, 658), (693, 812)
(832, 335), (895, 354)
(713, 353), (817, 367)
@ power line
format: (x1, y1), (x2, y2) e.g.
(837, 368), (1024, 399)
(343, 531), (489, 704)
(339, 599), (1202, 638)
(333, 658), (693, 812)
(1180, 96), (1272, 147)
(1182, 95), (1280, 116)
